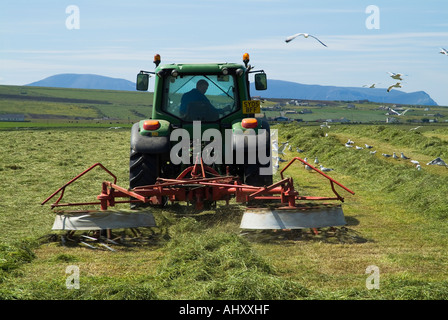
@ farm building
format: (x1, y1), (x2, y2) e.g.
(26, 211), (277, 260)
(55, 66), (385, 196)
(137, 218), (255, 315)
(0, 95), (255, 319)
(0, 114), (25, 122)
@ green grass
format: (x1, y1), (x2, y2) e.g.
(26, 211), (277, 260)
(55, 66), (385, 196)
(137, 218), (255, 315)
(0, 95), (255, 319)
(0, 85), (153, 123)
(1, 118), (448, 299)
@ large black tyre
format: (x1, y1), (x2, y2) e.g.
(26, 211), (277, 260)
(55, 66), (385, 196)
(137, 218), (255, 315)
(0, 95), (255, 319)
(129, 148), (159, 189)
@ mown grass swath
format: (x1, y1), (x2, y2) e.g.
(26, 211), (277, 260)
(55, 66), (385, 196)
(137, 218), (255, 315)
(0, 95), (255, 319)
(1, 105), (448, 299)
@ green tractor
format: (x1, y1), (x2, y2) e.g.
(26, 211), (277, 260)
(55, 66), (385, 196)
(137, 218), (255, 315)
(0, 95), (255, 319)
(131, 53), (273, 196)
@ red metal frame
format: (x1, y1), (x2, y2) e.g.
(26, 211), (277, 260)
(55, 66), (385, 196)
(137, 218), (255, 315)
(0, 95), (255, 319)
(41, 157), (355, 212)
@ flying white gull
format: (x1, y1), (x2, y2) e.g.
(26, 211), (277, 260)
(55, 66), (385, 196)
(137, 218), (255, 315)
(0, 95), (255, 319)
(363, 83), (380, 88)
(387, 82), (402, 92)
(285, 33), (327, 47)
(273, 142), (289, 156)
(388, 107), (409, 116)
(387, 72), (405, 81)
(440, 48), (448, 56)
(426, 157), (448, 167)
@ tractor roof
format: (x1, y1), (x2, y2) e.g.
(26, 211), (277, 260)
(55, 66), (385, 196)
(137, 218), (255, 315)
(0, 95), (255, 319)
(156, 62), (245, 74)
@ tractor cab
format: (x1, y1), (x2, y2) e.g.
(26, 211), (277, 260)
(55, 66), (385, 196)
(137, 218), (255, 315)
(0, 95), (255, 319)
(137, 54), (267, 124)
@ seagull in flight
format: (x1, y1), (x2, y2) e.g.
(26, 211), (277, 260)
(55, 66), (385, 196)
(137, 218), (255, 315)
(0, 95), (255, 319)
(387, 72), (405, 81)
(273, 141), (289, 156)
(426, 157), (448, 167)
(363, 83), (380, 88)
(387, 82), (402, 92)
(285, 33), (327, 47)
(388, 107), (409, 116)
(440, 48), (448, 56)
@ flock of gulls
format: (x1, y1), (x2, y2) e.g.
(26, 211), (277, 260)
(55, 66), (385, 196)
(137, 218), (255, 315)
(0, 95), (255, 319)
(271, 130), (447, 174)
(272, 34), (448, 172)
(343, 138), (448, 170)
(284, 33), (447, 93)
(271, 138), (335, 173)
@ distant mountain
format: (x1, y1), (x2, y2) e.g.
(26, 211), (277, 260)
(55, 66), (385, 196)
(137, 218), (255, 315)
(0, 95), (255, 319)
(26, 73), (136, 91)
(251, 79), (438, 106)
(26, 74), (437, 106)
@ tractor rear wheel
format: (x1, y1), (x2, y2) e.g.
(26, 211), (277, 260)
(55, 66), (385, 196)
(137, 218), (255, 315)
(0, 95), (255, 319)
(129, 148), (159, 189)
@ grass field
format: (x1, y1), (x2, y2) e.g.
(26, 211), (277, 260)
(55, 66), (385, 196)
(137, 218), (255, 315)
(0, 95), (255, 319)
(1, 122), (448, 300)
(0, 85), (153, 124)
(2, 85), (448, 128)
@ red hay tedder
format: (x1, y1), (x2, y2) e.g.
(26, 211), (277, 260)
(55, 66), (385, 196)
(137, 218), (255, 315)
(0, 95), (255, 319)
(41, 157), (354, 233)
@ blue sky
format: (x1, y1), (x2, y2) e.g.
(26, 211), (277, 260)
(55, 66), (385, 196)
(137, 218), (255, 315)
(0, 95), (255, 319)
(1, 0), (448, 105)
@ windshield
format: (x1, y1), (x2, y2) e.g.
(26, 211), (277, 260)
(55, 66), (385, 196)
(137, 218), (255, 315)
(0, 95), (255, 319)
(162, 74), (238, 122)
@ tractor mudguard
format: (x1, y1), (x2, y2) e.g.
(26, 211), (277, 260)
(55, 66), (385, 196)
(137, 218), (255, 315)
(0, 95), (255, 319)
(231, 118), (271, 153)
(130, 122), (171, 154)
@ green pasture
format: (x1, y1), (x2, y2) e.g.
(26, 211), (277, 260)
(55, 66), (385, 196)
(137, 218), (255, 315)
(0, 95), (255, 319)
(1, 123), (448, 300)
(0, 85), (153, 124)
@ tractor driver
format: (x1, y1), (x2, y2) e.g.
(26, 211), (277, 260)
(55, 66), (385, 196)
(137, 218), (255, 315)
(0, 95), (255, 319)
(179, 80), (220, 121)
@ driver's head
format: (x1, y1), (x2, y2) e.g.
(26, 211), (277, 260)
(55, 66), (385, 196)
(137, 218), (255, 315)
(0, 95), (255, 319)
(196, 80), (209, 94)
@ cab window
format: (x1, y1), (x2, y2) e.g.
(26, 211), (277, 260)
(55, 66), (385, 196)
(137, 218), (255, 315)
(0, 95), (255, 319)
(162, 74), (238, 122)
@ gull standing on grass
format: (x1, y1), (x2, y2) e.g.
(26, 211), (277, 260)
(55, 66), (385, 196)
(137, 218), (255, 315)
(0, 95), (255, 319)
(401, 152), (410, 160)
(319, 165), (334, 172)
(285, 33), (327, 47)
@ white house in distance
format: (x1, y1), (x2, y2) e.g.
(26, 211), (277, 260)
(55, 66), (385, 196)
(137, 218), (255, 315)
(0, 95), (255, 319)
(0, 114), (26, 122)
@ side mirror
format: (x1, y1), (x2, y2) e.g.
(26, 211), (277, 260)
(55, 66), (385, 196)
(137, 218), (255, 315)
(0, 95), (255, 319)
(254, 73), (267, 90)
(136, 73), (149, 91)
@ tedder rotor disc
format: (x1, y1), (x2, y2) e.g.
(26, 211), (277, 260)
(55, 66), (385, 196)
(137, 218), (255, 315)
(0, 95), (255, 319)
(240, 204), (346, 230)
(52, 210), (156, 231)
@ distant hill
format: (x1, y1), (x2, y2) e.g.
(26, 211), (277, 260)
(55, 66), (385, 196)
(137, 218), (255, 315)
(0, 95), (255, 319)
(252, 79), (438, 106)
(26, 74), (437, 105)
(26, 73), (136, 91)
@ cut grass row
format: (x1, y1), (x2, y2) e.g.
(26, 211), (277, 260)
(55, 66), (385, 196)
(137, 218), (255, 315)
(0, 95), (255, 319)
(1, 124), (448, 299)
